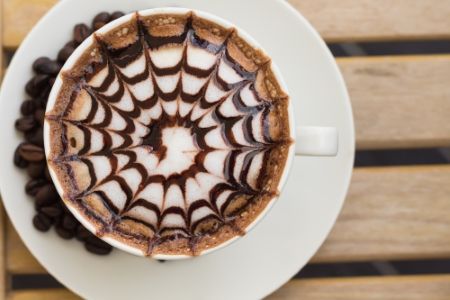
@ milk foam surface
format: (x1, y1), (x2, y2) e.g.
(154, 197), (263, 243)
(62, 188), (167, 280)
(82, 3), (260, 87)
(46, 12), (292, 256)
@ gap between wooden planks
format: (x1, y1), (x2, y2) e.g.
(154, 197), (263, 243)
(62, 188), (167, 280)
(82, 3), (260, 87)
(4, 0), (450, 47)
(5, 275), (450, 300)
(6, 164), (450, 273)
(266, 275), (450, 300)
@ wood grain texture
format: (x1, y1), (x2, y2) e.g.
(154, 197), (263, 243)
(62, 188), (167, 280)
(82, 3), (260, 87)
(0, 207), (6, 300)
(339, 55), (450, 150)
(6, 222), (44, 273)
(313, 165), (450, 262)
(1, 1), (7, 297)
(7, 165), (450, 273)
(0, 0), (3, 74)
(267, 275), (450, 300)
(6, 275), (450, 299)
(3, 0), (57, 48)
(7, 289), (79, 300)
(4, 0), (450, 47)
(288, 0), (450, 42)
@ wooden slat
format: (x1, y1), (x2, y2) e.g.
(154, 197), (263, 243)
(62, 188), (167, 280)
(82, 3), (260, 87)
(7, 275), (450, 299)
(313, 165), (450, 262)
(267, 275), (450, 300)
(0, 208), (6, 300)
(0, 0), (3, 71)
(7, 289), (79, 300)
(1, 0), (7, 297)
(6, 222), (45, 273)
(339, 55), (450, 150)
(4, 0), (450, 47)
(3, 0), (57, 48)
(289, 0), (450, 42)
(7, 165), (450, 273)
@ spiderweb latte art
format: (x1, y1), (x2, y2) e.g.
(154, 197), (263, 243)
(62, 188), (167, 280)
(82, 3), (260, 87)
(45, 11), (293, 256)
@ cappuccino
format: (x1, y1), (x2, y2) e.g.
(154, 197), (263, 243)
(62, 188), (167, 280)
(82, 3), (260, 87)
(46, 11), (292, 256)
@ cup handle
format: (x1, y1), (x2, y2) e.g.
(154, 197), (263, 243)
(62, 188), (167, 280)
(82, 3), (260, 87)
(295, 126), (338, 156)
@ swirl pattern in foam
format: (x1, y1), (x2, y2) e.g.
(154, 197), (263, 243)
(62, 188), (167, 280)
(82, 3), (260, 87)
(46, 12), (292, 256)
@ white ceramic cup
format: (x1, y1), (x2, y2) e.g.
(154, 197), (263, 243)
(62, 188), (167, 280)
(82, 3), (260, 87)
(44, 7), (338, 259)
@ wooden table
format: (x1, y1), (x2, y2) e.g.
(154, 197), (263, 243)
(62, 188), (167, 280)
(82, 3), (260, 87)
(1, 0), (450, 299)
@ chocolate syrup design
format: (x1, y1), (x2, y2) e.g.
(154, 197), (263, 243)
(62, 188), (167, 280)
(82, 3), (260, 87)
(47, 13), (292, 256)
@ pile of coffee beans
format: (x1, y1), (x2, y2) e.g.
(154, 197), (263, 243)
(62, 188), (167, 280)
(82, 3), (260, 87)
(13, 11), (125, 255)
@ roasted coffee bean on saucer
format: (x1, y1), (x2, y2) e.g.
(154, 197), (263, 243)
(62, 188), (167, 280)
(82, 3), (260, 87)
(85, 236), (113, 255)
(32, 57), (61, 75)
(20, 100), (36, 116)
(73, 23), (91, 44)
(40, 205), (63, 218)
(56, 226), (75, 240)
(92, 12), (111, 30)
(27, 162), (45, 179)
(18, 143), (45, 162)
(33, 213), (52, 232)
(25, 179), (48, 196)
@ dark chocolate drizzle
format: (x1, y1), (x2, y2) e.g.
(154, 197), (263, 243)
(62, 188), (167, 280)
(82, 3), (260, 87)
(48, 14), (291, 256)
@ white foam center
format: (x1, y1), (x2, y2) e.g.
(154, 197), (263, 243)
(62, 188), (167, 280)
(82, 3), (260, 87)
(152, 127), (199, 177)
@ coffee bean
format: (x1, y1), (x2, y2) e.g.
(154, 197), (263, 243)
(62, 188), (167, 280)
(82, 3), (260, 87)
(57, 45), (75, 62)
(62, 213), (78, 230)
(15, 116), (37, 132)
(73, 24), (91, 44)
(25, 78), (40, 97)
(56, 226), (75, 239)
(75, 225), (93, 241)
(33, 57), (61, 75)
(92, 12), (110, 30)
(34, 109), (45, 126)
(85, 235), (112, 253)
(43, 61), (61, 75)
(85, 235), (111, 248)
(93, 12), (111, 23)
(38, 85), (51, 100)
(20, 100), (36, 116)
(43, 203), (64, 223)
(14, 144), (28, 168)
(33, 213), (52, 232)
(33, 74), (50, 90)
(18, 143), (44, 162)
(25, 75), (49, 98)
(25, 179), (47, 196)
(35, 97), (48, 109)
(93, 21), (107, 30)
(65, 40), (78, 48)
(41, 205), (62, 218)
(32, 57), (51, 72)
(110, 11), (125, 21)
(35, 184), (59, 206)
(85, 242), (112, 255)
(24, 127), (44, 147)
(27, 162), (45, 178)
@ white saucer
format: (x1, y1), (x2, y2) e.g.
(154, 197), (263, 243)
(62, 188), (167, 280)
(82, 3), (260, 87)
(0, 0), (354, 299)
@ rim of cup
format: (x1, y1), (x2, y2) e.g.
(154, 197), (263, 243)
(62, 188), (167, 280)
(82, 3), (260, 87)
(44, 7), (296, 259)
